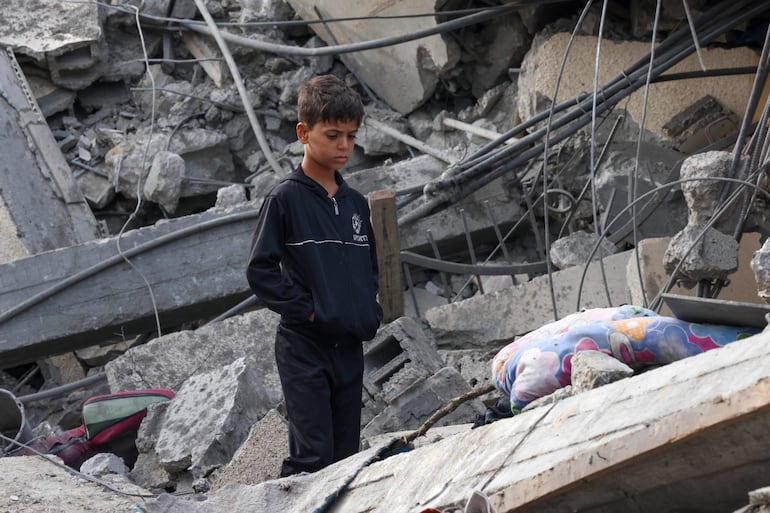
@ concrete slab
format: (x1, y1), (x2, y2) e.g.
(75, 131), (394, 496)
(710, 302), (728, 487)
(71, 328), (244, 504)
(285, 0), (458, 114)
(0, 49), (100, 267)
(425, 250), (633, 348)
(328, 328), (770, 513)
(0, 1), (105, 89)
(517, 33), (760, 138)
(0, 205), (259, 368)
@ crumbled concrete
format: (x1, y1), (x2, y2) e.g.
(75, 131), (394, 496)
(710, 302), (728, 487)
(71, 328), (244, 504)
(207, 409), (288, 491)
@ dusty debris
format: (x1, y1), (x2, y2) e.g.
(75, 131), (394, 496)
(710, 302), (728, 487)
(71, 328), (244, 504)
(1, 0), (770, 512)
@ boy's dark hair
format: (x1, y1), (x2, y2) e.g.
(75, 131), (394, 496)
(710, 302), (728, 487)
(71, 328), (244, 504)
(297, 75), (364, 128)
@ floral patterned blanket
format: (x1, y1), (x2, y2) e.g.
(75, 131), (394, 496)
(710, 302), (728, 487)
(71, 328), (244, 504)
(492, 305), (760, 413)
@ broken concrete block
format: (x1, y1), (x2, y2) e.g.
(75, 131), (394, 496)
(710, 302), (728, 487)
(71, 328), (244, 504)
(154, 356), (268, 479)
(569, 350), (634, 394)
(663, 225), (739, 289)
(627, 234), (765, 314)
(25, 75), (76, 117)
(105, 308), (282, 407)
(359, 107), (409, 156)
(751, 238), (770, 304)
(130, 402), (177, 491)
(440, 349), (496, 390)
(0, 0), (106, 89)
(143, 151), (185, 214)
(361, 367), (485, 440)
(549, 231), (618, 270)
(286, 0), (459, 114)
(363, 317), (444, 405)
(680, 150), (745, 230)
(208, 409), (288, 490)
(38, 353), (85, 387)
(468, 13), (529, 99)
(75, 168), (115, 210)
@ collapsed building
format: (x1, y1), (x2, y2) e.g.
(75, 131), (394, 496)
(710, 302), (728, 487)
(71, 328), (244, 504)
(1, 0), (770, 512)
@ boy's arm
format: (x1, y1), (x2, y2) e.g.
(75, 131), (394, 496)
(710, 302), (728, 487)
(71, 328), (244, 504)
(246, 196), (314, 321)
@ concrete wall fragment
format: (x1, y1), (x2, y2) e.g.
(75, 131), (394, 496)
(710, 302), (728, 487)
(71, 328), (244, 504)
(285, 0), (460, 114)
(517, 33), (759, 138)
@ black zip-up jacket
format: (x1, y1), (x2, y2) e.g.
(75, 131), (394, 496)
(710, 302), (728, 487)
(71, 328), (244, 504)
(246, 166), (383, 344)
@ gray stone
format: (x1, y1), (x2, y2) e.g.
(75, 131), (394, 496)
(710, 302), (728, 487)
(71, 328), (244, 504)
(570, 350), (634, 394)
(155, 356), (269, 478)
(549, 231), (618, 270)
(440, 348), (497, 391)
(143, 151), (185, 214)
(80, 453), (129, 477)
(750, 238), (770, 304)
(663, 225), (739, 289)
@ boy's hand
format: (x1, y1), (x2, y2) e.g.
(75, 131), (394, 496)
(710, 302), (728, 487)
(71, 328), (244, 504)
(309, 312), (315, 322)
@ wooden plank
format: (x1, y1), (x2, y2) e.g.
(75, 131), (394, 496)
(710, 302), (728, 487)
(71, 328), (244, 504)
(0, 206), (258, 368)
(369, 189), (404, 323)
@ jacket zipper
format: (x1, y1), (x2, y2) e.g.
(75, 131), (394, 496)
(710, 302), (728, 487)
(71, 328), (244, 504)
(331, 197), (339, 215)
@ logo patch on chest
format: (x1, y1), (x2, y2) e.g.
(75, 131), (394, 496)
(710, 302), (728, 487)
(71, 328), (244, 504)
(351, 213), (368, 243)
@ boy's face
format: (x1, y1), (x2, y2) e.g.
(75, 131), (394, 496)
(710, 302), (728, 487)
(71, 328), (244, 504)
(297, 118), (359, 174)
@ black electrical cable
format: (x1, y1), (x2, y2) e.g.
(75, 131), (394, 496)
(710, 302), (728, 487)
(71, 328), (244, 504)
(399, 0), (770, 225)
(177, 2), (541, 58)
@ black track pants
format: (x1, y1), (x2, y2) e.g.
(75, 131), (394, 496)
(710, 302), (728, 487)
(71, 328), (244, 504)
(274, 326), (364, 476)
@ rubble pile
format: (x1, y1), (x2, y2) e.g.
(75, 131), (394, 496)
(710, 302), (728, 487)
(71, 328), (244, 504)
(1, 0), (770, 512)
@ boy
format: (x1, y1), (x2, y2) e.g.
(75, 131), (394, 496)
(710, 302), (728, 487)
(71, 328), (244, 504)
(246, 74), (383, 477)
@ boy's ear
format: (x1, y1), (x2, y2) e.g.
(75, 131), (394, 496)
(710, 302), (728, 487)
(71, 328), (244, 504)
(296, 122), (309, 144)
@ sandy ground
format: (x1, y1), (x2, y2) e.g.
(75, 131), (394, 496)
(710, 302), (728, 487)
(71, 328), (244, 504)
(0, 455), (153, 513)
